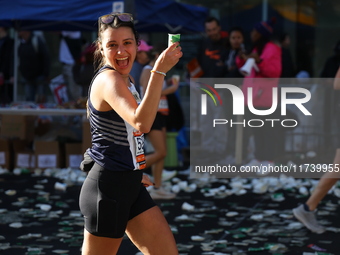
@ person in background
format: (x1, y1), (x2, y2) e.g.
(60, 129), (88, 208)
(18, 30), (50, 103)
(226, 26), (245, 78)
(320, 40), (340, 152)
(0, 26), (14, 105)
(59, 31), (83, 101)
(140, 44), (179, 200)
(193, 17), (229, 164)
(130, 39), (152, 94)
(72, 43), (96, 98)
(292, 66), (340, 234)
(222, 26), (246, 164)
(236, 17), (282, 168)
(279, 33), (295, 78)
(320, 40), (340, 78)
(197, 16), (228, 78)
(79, 12), (182, 254)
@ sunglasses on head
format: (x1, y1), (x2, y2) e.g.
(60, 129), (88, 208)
(99, 13), (133, 25)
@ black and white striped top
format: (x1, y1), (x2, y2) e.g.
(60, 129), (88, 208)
(86, 65), (144, 171)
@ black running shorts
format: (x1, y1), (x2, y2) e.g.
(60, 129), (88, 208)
(150, 112), (167, 131)
(79, 163), (156, 238)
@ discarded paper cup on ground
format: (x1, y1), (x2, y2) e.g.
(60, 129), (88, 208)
(13, 168), (22, 175)
(178, 181), (188, 190)
(182, 202), (195, 211)
(171, 184), (180, 193)
(54, 182), (67, 191)
(40, 204), (52, 211)
(168, 34), (180, 47)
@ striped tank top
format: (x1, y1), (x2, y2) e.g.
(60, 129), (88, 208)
(86, 65), (146, 171)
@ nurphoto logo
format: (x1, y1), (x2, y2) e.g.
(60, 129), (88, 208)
(196, 82), (223, 115)
(199, 83), (311, 128)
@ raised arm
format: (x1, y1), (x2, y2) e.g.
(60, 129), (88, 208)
(94, 42), (182, 133)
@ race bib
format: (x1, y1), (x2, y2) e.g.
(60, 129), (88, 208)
(133, 130), (146, 169)
(131, 91), (142, 104)
(158, 95), (169, 115)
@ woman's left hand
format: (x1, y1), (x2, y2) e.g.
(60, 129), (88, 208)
(247, 52), (261, 63)
(142, 174), (154, 187)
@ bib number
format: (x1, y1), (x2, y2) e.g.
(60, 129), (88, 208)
(133, 130), (146, 169)
(158, 95), (169, 115)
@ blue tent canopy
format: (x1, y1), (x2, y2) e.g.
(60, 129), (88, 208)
(0, 0), (208, 33)
(0, 0), (208, 101)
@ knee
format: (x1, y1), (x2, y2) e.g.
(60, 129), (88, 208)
(155, 149), (167, 160)
(160, 149), (167, 159)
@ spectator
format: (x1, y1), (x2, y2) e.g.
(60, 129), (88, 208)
(197, 16), (228, 78)
(0, 26), (14, 105)
(140, 44), (179, 199)
(223, 26), (246, 163)
(226, 26), (245, 78)
(320, 40), (340, 147)
(292, 66), (340, 234)
(236, 17), (282, 167)
(72, 43), (96, 97)
(320, 40), (340, 78)
(130, 40), (152, 94)
(18, 30), (50, 103)
(59, 31), (83, 101)
(191, 17), (229, 165)
(279, 33), (295, 77)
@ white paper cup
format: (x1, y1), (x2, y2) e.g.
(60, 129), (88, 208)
(40, 204), (52, 211)
(168, 34), (180, 47)
(181, 202), (195, 211)
(172, 74), (180, 83)
(54, 182), (67, 191)
(178, 181), (188, 190)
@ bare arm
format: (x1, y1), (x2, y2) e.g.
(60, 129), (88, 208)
(161, 77), (179, 96)
(142, 70), (179, 97)
(92, 43), (182, 133)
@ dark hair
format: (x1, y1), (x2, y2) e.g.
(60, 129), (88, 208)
(93, 15), (140, 71)
(279, 33), (288, 43)
(205, 16), (220, 26)
(226, 26), (245, 50)
(252, 36), (270, 56)
(229, 26), (244, 37)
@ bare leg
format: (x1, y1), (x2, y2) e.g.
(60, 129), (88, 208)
(126, 206), (178, 255)
(81, 229), (123, 255)
(306, 149), (340, 211)
(145, 128), (167, 188)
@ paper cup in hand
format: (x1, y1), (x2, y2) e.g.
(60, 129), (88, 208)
(240, 58), (259, 76)
(172, 74), (180, 84)
(168, 34), (180, 48)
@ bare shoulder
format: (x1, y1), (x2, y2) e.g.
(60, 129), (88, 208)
(91, 69), (124, 94)
(90, 69), (125, 110)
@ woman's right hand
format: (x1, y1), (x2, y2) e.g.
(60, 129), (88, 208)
(153, 42), (183, 74)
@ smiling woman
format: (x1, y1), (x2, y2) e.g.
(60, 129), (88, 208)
(101, 27), (136, 74)
(78, 12), (182, 255)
